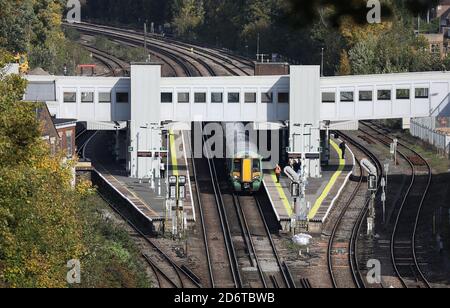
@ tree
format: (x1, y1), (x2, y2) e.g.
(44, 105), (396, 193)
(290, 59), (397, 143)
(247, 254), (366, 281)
(172, 0), (205, 39)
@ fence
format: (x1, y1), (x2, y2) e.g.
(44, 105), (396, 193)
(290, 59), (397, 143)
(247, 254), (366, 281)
(410, 119), (450, 158)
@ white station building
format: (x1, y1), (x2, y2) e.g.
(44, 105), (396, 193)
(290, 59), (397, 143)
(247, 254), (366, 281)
(23, 64), (450, 179)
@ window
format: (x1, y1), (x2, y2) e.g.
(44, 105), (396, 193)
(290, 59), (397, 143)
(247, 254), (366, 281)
(261, 92), (273, 103)
(161, 92), (173, 103)
(233, 159), (241, 173)
(116, 92), (129, 103)
(415, 88), (429, 99)
(228, 92), (240, 103)
(322, 92), (336, 103)
(178, 92), (190, 103)
(99, 92), (112, 103)
(66, 131), (73, 157)
(377, 90), (391, 101)
(278, 92), (289, 103)
(252, 159), (260, 172)
(245, 93), (257, 103)
(194, 92), (207, 103)
(81, 92), (94, 103)
(396, 89), (410, 100)
(63, 92), (76, 103)
(359, 91), (373, 102)
(431, 43), (441, 54)
(211, 92), (223, 103)
(340, 91), (354, 102)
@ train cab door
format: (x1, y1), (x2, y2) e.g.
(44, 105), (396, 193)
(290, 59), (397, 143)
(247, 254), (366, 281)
(242, 158), (252, 183)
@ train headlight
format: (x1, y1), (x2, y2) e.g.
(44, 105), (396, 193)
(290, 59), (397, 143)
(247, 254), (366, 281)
(234, 175), (240, 180)
(253, 175), (260, 181)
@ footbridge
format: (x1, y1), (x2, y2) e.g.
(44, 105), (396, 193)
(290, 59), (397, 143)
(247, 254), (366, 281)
(23, 64), (450, 179)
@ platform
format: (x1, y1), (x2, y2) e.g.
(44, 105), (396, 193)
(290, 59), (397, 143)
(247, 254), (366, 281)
(86, 131), (195, 231)
(263, 137), (354, 231)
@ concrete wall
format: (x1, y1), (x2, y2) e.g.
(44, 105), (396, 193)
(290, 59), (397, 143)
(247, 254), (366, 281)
(289, 66), (322, 178)
(129, 63), (162, 179)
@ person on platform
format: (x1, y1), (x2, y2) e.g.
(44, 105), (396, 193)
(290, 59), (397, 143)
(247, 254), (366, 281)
(160, 161), (166, 179)
(275, 164), (282, 183)
(339, 141), (347, 159)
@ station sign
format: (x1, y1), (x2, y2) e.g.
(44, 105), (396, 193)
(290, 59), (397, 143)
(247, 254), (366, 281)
(288, 153), (302, 159)
(305, 153), (320, 160)
(138, 152), (153, 158)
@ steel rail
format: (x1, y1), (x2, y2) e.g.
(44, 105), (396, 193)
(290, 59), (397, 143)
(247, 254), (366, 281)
(327, 157), (364, 288)
(360, 121), (432, 289)
(187, 132), (215, 288)
(337, 131), (383, 288)
(253, 195), (291, 288)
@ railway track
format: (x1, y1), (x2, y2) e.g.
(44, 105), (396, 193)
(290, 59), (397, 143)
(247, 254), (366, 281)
(227, 192), (292, 288)
(79, 44), (130, 76)
(189, 126), (241, 288)
(65, 22), (251, 77)
(76, 130), (202, 289)
(73, 22), (254, 75)
(360, 121), (432, 289)
(328, 131), (383, 288)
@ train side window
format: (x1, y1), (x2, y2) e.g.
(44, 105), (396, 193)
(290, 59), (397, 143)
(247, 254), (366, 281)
(116, 92), (129, 103)
(161, 92), (173, 103)
(252, 159), (260, 172)
(233, 160), (241, 172)
(377, 90), (391, 101)
(194, 92), (207, 103)
(322, 92), (335, 103)
(63, 92), (77, 103)
(359, 91), (373, 102)
(261, 92), (273, 103)
(99, 92), (112, 103)
(245, 92), (257, 103)
(396, 89), (410, 100)
(81, 92), (94, 103)
(228, 92), (240, 103)
(211, 92), (223, 103)
(278, 92), (289, 103)
(340, 91), (354, 102)
(178, 92), (190, 103)
(415, 88), (429, 99)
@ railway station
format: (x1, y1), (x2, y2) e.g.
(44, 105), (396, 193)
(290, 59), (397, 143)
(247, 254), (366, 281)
(21, 61), (450, 234)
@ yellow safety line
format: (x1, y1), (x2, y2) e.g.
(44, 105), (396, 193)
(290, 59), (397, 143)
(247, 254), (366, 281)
(308, 140), (345, 220)
(169, 130), (179, 177)
(270, 171), (294, 217)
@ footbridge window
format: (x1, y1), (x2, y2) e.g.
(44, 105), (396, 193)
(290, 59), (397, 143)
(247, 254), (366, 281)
(99, 92), (112, 103)
(194, 92), (207, 103)
(63, 92), (77, 103)
(322, 92), (336, 103)
(377, 90), (391, 101)
(211, 92), (223, 103)
(340, 91), (354, 102)
(178, 92), (190, 103)
(261, 92), (273, 103)
(245, 93), (257, 103)
(359, 90), (373, 102)
(228, 92), (240, 103)
(116, 92), (129, 103)
(396, 89), (410, 100)
(81, 92), (94, 103)
(278, 92), (289, 104)
(415, 88), (429, 99)
(161, 92), (173, 103)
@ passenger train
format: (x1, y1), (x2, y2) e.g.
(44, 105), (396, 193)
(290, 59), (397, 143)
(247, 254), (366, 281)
(223, 122), (263, 193)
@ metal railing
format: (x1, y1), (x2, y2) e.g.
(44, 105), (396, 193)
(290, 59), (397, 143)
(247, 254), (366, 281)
(410, 119), (450, 158)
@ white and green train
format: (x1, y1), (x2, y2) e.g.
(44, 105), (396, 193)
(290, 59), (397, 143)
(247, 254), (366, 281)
(223, 122), (263, 193)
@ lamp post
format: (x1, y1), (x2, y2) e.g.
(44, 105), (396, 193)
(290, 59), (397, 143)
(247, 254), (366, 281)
(321, 47), (324, 77)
